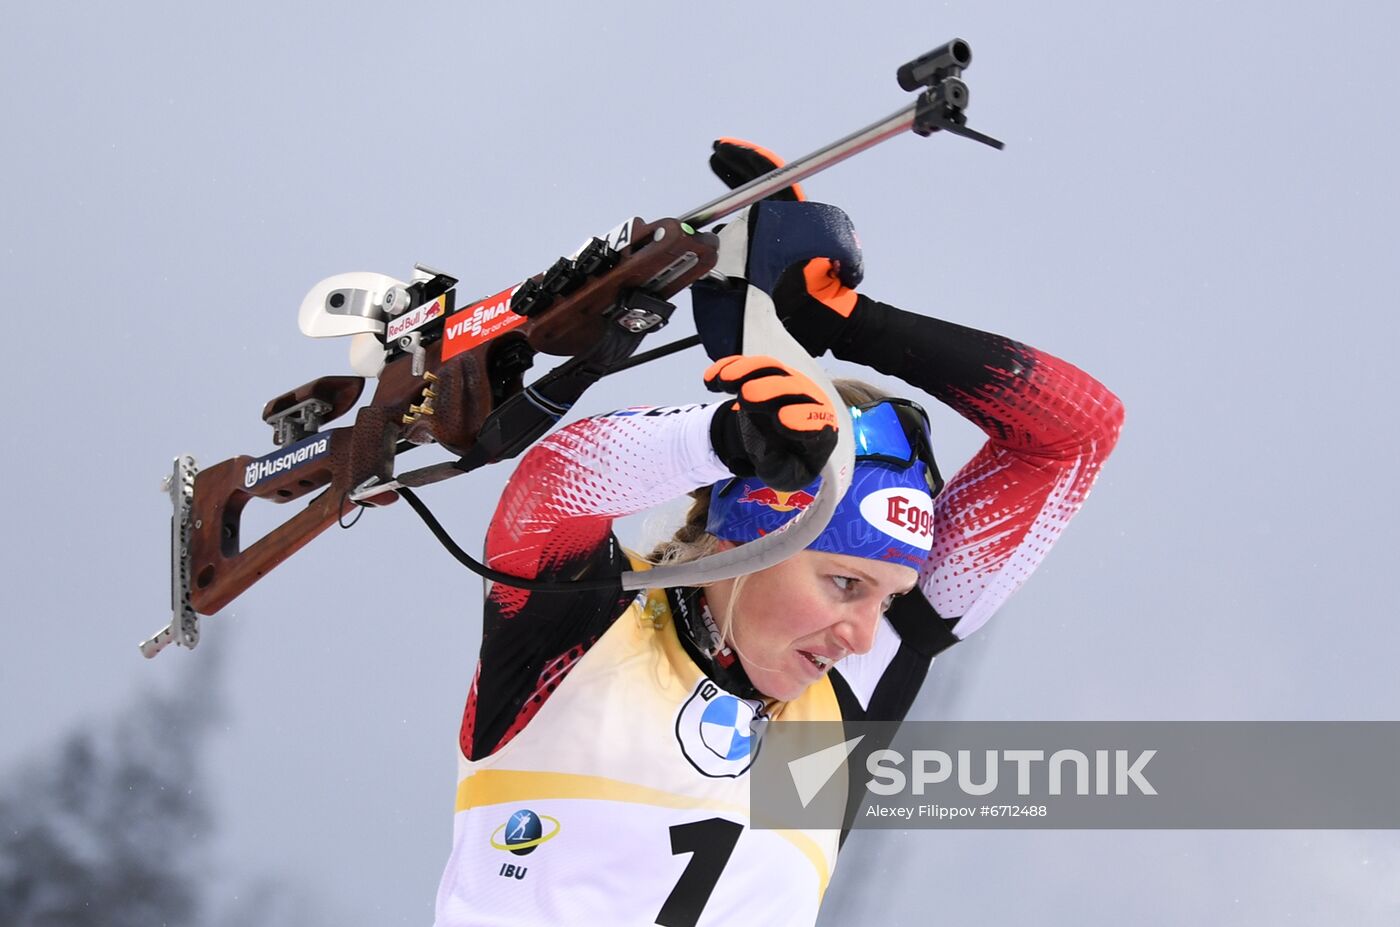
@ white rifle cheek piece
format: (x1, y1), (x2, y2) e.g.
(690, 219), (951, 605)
(299, 271), (407, 377)
(297, 271), (404, 337)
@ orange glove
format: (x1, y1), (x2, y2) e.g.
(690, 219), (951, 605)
(704, 355), (838, 491)
(769, 257), (866, 357)
(709, 138), (807, 202)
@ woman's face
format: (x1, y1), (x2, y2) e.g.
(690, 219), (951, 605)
(706, 549), (918, 701)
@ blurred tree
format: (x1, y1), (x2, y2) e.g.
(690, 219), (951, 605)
(0, 653), (222, 927)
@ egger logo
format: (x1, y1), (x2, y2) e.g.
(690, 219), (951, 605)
(857, 487), (935, 551)
(441, 285), (526, 360)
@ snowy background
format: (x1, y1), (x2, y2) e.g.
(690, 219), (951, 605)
(3, 1), (1398, 924)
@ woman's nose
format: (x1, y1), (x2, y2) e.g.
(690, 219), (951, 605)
(834, 607), (881, 656)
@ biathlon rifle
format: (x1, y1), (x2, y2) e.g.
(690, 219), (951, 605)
(146, 39), (1002, 658)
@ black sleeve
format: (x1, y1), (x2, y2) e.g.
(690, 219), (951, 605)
(464, 535), (632, 761)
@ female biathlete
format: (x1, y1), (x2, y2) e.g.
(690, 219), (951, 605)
(433, 148), (1124, 927)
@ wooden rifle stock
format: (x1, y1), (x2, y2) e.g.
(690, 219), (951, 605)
(183, 218), (718, 620)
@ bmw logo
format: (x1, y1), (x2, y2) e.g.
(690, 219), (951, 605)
(700, 695), (753, 761)
(675, 678), (767, 777)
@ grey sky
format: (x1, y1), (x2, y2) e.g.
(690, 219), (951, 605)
(3, 0), (1398, 923)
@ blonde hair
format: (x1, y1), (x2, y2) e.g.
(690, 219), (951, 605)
(646, 377), (891, 654)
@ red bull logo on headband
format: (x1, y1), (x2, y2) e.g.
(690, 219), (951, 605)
(737, 487), (817, 513)
(708, 461), (937, 568)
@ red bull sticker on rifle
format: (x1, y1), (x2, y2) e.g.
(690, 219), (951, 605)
(441, 285), (526, 360)
(385, 294), (448, 341)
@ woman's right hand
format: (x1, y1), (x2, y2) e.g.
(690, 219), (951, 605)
(771, 257), (864, 357)
(704, 355), (838, 491)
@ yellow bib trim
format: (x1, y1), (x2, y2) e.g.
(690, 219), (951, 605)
(457, 767), (832, 897)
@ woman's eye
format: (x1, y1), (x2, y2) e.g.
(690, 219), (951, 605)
(831, 576), (857, 593)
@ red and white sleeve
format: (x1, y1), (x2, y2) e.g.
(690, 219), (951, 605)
(484, 403), (733, 584)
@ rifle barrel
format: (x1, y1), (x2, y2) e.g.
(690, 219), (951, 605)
(680, 101), (918, 228)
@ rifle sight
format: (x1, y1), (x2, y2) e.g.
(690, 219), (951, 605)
(897, 39), (972, 91)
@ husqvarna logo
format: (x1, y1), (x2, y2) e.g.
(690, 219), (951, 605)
(675, 678), (767, 778)
(243, 435), (331, 489)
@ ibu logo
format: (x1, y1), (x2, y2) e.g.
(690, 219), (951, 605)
(489, 808), (561, 858)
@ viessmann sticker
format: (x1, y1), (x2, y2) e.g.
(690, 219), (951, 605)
(441, 284), (526, 360)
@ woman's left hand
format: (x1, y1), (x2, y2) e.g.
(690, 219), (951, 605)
(704, 354), (838, 491)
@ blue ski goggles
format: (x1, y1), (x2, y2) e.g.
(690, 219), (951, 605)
(847, 398), (944, 497)
(707, 398), (945, 568)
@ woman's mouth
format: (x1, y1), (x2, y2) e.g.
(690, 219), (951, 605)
(797, 650), (835, 673)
